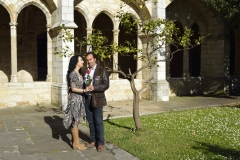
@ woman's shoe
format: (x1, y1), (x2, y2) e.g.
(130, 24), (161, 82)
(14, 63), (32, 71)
(71, 128), (86, 150)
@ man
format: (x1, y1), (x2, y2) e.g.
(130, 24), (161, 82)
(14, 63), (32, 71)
(84, 51), (109, 152)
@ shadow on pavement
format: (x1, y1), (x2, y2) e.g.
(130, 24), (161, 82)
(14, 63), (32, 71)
(43, 115), (91, 148)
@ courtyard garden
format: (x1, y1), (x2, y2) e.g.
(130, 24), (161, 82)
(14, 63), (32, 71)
(104, 105), (240, 160)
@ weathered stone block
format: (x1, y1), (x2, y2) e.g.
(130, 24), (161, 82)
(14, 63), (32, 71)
(17, 70), (33, 82)
(0, 71), (8, 82)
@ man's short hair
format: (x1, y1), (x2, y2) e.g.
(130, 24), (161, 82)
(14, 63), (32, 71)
(86, 51), (97, 59)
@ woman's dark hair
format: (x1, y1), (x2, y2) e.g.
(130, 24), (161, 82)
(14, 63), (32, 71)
(66, 54), (83, 93)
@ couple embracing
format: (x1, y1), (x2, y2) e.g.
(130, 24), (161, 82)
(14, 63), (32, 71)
(63, 52), (109, 152)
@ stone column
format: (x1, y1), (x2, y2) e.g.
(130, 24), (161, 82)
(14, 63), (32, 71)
(46, 26), (52, 82)
(50, 0), (78, 110)
(86, 27), (92, 52)
(112, 29), (119, 80)
(136, 35), (142, 80)
(149, 0), (169, 101)
(10, 22), (18, 82)
(182, 49), (190, 77)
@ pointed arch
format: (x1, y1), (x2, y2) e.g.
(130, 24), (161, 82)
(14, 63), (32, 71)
(93, 8), (115, 27)
(15, 0), (51, 25)
(0, 0), (15, 22)
(75, 5), (90, 28)
(170, 20), (184, 77)
(189, 23), (201, 77)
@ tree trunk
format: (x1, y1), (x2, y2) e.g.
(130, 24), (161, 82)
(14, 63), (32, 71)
(133, 92), (142, 130)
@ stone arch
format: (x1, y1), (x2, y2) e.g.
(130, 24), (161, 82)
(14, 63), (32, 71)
(189, 23), (201, 77)
(176, 18), (188, 28)
(75, 5), (90, 28)
(93, 8), (115, 27)
(92, 12), (114, 67)
(0, 0), (15, 22)
(117, 10), (140, 29)
(74, 8), (88, 54)
(118, 12), (138, 78)
(17, 5), (48, 81)
(15, 0), (51, 25)
(170, 20), (184, 77)
(121, 0), (151, 19)
(193, 20), (207, 36)
(166, 0), (218, 27)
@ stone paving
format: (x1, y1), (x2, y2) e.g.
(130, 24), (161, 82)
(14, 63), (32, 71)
(0, 96), (240, 160)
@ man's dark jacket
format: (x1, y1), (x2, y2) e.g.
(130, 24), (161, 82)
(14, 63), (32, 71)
(83, 65), (109, 108)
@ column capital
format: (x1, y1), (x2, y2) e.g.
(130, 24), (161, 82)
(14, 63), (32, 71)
(46, 24), (52, 28)
(86, 27), (92, 34)
(9, 22), (18, 26)
(112, 29), (119, 35)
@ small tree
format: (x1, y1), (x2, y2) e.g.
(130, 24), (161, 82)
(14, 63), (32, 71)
(55, 0), (206, 130)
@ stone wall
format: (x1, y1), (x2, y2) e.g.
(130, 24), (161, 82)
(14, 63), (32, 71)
(0, 82), (52, 108)
(167, 76), (226, 96)
(106, 79), (142, 101)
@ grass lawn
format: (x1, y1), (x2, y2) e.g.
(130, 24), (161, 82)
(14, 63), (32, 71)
(104, 105), (240, 160)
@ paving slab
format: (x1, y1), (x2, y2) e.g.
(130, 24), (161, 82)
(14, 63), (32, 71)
(18, 142), (72, 155)
(0, 96), (240, 160)
(2, 153), (45, 160)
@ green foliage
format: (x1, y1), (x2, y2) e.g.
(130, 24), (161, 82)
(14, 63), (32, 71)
(54, 25), (112, 61)
(105, 106), (240, 159)
(116, 10), (205, 67)
(202, 0), (240, 26)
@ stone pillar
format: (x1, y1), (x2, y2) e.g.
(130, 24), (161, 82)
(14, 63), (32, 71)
(10, 22), (18, 82)
(136, 35), (142, 80)
(86, 27), (92, 52)
(182, 49), (190, 77)
(46, 26), (52, 82)
(50, 0), (78, 110)
(149, 0), (169, 101)
(112, 29), (119, 80)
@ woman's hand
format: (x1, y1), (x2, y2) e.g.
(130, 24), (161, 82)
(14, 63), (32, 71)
(85, 86), (93, 92)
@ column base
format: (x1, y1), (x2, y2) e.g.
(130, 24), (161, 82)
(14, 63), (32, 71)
(182, 72), (190, 77)
(10, 75), (18, 82)
(149, 80), (169, 101)
(111, 73), (119, 80)
(51, 83), (68, 111)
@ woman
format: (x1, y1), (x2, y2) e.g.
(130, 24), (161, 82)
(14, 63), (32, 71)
(63, 55), (88, 150)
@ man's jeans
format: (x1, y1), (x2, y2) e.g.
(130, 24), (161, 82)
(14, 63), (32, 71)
(85, 97), (104, 145)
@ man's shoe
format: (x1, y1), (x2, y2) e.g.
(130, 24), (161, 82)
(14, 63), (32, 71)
(87, 142), (96, 148)
(97, 145), (104, 152)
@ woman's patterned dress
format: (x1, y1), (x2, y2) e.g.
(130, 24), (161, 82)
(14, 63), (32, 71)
(63, 70), (86, 129)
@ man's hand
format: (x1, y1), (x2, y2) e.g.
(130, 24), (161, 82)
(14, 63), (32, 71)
(87, 85), (94, 91)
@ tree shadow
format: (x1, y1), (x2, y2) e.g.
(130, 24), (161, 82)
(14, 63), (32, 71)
(191, 141), (240, 159)
(220, 104), (240, 109)
(44, 115), (90, 148)
(103, 114), (133, 130)
(182, 94), (237, 99)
